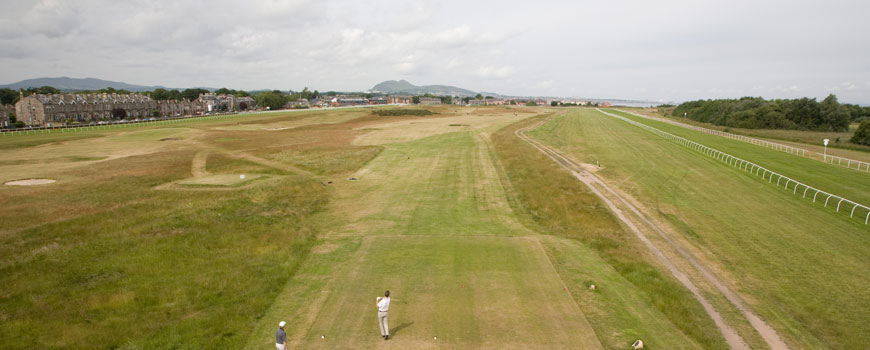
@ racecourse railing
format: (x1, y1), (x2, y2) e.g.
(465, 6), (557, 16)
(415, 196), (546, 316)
(0, 112), (241, 136)
(597, 109), (870, 225)
(613, 109), (870, 173)
(0, 104), (393, 136)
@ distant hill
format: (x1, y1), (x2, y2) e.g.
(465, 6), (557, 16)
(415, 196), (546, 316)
(371, 80), (479, 96)
(0, 77), (212, 92)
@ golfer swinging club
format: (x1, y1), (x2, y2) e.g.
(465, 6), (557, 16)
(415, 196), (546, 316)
(376, 290), (391, 340)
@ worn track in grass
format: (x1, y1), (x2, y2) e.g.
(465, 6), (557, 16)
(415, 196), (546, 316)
(516, 117), (790, 350)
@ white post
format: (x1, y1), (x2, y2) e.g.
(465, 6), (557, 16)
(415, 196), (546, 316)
(823, 138), (829, 162)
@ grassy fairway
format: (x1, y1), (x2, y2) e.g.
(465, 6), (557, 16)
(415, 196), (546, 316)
(529, 108), (870, 348)
(3, 106), (780, 349)
(246, 121), (721, 349)
(268, 235), (602, 349)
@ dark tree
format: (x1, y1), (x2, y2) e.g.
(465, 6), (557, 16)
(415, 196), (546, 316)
(150, 88), (171, 100)
(181, 88), (210, 101)
(168, 90), (182, 100)
(299, 87), (317, 100)
(36, 86), (60, 94)
(475, 93), (483, 100)
(819, 94), (851, 131)
(255, 91), (288, 110)
(851, 120), (870, 145)
(412, 96), (421, 104)
(0, 88), (18, 105)
(672, 95), (849, 132)
(111, 108), (128, 119)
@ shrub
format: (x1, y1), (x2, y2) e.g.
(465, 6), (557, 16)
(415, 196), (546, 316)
(372, 109), (434, 116)
(851, 120), (870, 145)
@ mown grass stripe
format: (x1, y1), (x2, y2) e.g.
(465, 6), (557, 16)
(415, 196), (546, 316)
(597, 108), (870, 225)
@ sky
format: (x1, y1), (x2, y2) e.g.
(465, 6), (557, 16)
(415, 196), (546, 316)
(1, 0), (869, 104)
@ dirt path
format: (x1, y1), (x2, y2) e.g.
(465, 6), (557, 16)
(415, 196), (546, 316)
(233, 151), (318, 178)
(516, 118), (790, 350)
(191, 150), (209, 177)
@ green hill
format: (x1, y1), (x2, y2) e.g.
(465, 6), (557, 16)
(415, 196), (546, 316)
(371, 80), (478, 96)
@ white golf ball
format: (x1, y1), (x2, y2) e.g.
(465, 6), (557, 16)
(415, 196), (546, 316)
(434, 336), (437, 340)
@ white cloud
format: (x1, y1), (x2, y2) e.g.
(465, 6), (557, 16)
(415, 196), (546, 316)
(395, 62), (416, 74)
(0, 0), (868, 103)
(536, 80), (554, 89)
(474, 65), (515, 79)
(446, 58), (462, 70)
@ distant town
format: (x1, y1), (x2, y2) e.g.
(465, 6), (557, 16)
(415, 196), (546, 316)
(0, 85), (612, 128)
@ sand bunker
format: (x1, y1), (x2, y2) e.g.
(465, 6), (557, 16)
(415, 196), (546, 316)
(5, 179), (56, 186)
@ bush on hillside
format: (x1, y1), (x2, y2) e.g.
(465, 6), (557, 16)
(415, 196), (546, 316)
(851, 120), (870, 145)
(372, 109), (434, 116)
(672, 94), (863, 132)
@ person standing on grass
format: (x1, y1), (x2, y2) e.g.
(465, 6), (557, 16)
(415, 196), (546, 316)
(276, 321), (287, 350)
(377, 290), (391, 340)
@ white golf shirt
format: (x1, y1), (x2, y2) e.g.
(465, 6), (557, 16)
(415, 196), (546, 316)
(377, 297), (390, 312)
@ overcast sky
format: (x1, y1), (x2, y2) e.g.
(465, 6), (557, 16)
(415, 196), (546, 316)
(1, 0), (869, 103)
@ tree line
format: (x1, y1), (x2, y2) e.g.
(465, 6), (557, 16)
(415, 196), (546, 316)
(671, 94), (869, 132)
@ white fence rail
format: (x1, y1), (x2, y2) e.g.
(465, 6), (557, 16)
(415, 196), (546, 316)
(613, 109), (870, 173)
(0, 104), (392, 137)
(597, 109), (870, 224)
(0, 112), (241, 136)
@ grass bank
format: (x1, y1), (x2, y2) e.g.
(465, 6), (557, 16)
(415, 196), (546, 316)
(530, 108), (869, 348)
(492, 114), (729, 349)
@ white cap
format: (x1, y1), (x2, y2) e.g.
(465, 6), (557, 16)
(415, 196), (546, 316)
(279, 321), (286, 327)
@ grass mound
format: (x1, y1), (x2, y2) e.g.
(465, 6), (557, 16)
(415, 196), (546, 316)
(372, 109), (434, 116)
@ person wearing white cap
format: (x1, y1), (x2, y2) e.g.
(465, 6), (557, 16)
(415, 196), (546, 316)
(276, 321), (287, 350)
(376, 290), (391, 340)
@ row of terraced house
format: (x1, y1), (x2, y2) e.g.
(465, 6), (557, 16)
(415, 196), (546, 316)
(13, 92), (255, 127)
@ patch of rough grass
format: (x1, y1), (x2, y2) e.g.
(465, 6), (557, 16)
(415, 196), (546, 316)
(205, 153), (288, 175)
(270, 146), (382, 175)
(0, 150), (328, 349)
(176, 174), (269, 187)
(0, 155), (107, 166)
(372, 108), (434, 116)
(492, 115), (728, 350)
(0, 133), (103, 150)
